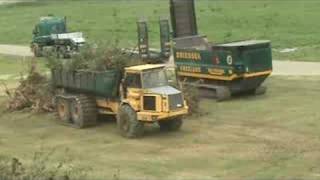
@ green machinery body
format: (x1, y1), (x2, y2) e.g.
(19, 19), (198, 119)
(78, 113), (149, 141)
(170, 0), (273, 99)
(174, 40), (272, 93)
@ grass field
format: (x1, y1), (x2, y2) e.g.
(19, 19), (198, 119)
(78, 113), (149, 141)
(0, 56), (320, 179)
(1, 76), (320, 179)
(0, 0), (320, 61)
(1, 2), (320, 179)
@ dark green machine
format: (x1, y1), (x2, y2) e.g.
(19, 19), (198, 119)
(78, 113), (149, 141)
(31, 15), (85, 58)
(137, 17), (171, 63)
(170, 0), (273, 100)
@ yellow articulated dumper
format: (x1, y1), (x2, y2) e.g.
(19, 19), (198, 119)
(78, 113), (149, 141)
(52, 64), (188, 138)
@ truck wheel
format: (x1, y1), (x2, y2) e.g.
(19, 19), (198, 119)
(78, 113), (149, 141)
(216, 86), (231, 102)
(70, 95), (97, 128)
(56, 46), (69, 59)
(31, 43), (42, 57)
(55, 97), (71, 124)
(117, 105), (144, 138)
(158, 117), (183, 132)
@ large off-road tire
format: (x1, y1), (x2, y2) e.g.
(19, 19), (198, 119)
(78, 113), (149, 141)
(117, 105), (144, 138)
(158, 117), (183, 132)
(216, 86), (231, 102)
(55, 96), (71, 124)
(70, 95), (97, 129)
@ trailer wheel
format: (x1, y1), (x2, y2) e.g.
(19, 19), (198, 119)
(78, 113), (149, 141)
(117, 105), (144, 138)
(158, 117), (183, 132)
(56, 46), (70, 59)
(55, 97), (71, 124)
(31, 43), (42, 57)
(70, 95), (97, 128)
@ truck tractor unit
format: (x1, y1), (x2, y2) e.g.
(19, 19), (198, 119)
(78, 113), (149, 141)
(170, 0), (273, 101)
(31, 15), (85, 58)
(52, 64), (188, 138)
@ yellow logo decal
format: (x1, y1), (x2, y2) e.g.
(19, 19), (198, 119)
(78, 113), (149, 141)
(208, 68), (225, 75)
(176, 52), (201, 60)
(179, 66), (201, 73)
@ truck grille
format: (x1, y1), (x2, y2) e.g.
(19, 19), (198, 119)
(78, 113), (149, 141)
(169, 93), (184, 110)
(143, 96), (156, 111)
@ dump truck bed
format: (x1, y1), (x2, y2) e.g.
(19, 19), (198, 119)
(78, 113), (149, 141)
(52, 69), (121, 97)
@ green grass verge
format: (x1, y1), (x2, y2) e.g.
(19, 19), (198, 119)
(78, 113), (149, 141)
(0, 55), (47, 95)
(0, 0), (320, 61)
(0, 55), (46, 75)
(0, 76), (320, 179)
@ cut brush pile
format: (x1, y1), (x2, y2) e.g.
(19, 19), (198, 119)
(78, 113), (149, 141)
(6, 44), (144, 112)
(6, 70), (54, 112)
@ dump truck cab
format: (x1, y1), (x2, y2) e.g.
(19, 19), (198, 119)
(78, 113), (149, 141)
(122, 64), (188, 122)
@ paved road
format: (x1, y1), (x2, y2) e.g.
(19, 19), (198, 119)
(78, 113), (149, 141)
(0, 0), (28, 5)
(272, 60), (320, 76)
(0, 0), (20, 5)
(0, 44), (33, 57)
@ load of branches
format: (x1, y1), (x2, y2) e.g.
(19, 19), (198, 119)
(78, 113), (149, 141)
(46, 43), (144, 72)
(6, 43), (143, 112)
(6, 69), (54, 112)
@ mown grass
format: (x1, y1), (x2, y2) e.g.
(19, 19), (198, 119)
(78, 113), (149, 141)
(0, 76), (320, 179)
(0, 55), (46, 75)
(0, 0), (320, 61)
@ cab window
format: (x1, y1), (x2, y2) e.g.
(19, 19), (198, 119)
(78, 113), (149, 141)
(125, 73), (141, 88)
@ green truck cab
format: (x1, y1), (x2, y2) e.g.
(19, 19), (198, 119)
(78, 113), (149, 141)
(31, 15), (85, 58)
